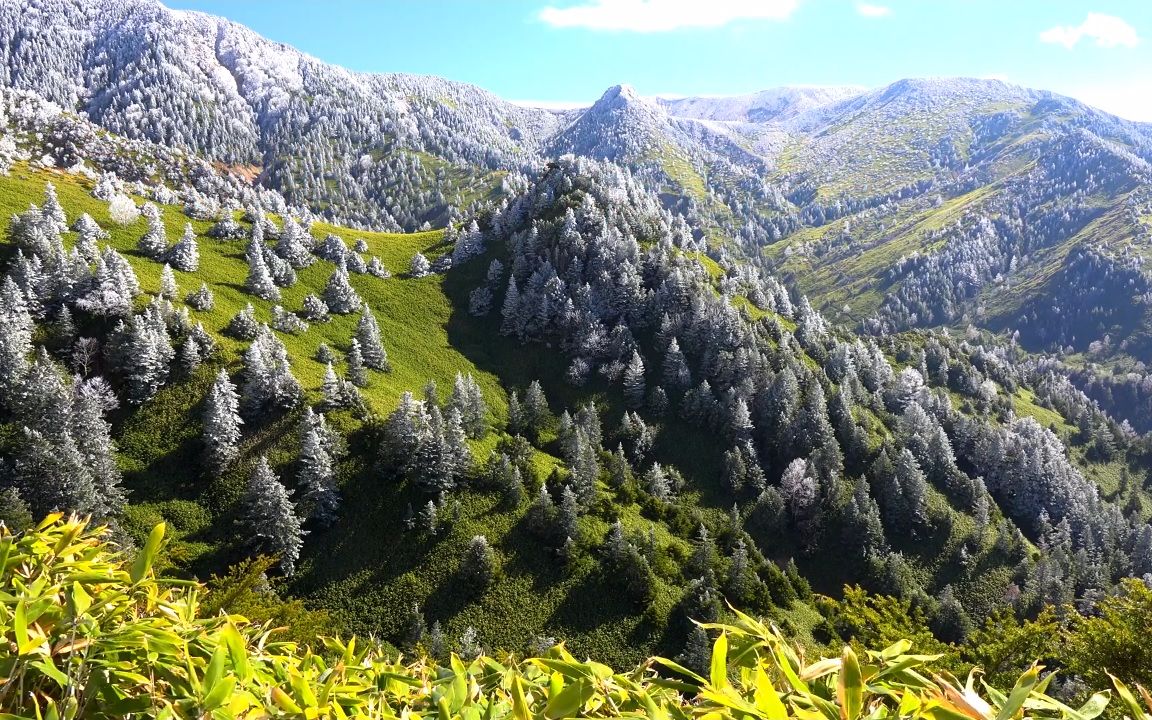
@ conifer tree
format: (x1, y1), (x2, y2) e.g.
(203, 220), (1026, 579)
(70, 377), (126, 517)
(300, 294), (329, 322)
(298, 407), (339, 526)
(186, 282), (214, 311)
(137, 203), (168, 259)
(159, 263), (178, 299)
(245, 240), (280, 301)
(240, 326), (302, 418)
(623, 350), (646, 409)
(202, 369), (243, 476)
(227, 303), (260, 340)
(323, 259), (361, 314)
(410, 252), (431, 278)
(356, 305), (389, 370)
(41, 182), (67, 234)
(462, 534), (496, 594)
(346, 339), (368, 388)
(168, 223), (199, 272)
(243, 456), (306, 575)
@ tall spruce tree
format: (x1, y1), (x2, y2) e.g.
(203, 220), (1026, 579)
(243, 457), (306, 575)
(202, 369), (243, 476)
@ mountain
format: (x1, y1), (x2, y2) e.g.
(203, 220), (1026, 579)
(657, 86), (864, 123)
(4, 0), (1152, 669)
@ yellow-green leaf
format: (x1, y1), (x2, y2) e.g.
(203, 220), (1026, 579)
(710, 632), (728, 690)
(838, 646), (863, 720)
(130, 523), (165, 583)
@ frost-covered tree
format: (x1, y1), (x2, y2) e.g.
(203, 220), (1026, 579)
(298, 407), (339, 526)
(186, 282), (214, 311)
(240, 326), (302, 418)
(243, 457), (305, 575)
(107, 194), (139, 225)
(322, 260), (361, 314)
(227, 303), (260, 340)
(300, 294), (329, 322)
(244, 240), (280, 301)
(346, 339), (368, 387)
(168, 223), (199, 272)
(355, 306), (389, 370)
(41, 182), (66, 234)
(137, 203), (167, 259)
(623, 350), (646, 409)
(159, 264), (177, 299)
(410, 252), (431, 278)
(202, 369), (243, 476)
(275, 218), (315, 269)
(449, 372), (487, 438)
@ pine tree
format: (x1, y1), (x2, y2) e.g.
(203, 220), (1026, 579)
(243, 457), (306, 575)
(522, 380), (549, 439)
(70, 377), (126, 517)
(275, 219), (315, 269)
(355, 305), (389, 370)
(185, 282), (214, 311)
(323, 260), (361, 314)
(137, 203), (168, 259)
(168, 223), (199, 272)
(462, 534), (496, 594)
(240, 326), (303, 418)
(623, 350), (646, 409)
(0, 487), (33, 532)
(14, 427), (99, 518)
(663, 337), (691, 391)
(402, 603), (427, 649)
(245, 240), (280, 301)
(346, 339), (368, 388)
(202, 369), (243, 476)
(427, 621), (447, 661)
(445, 407), (473, 480)
(449, 373), (487, 438)
(298, 408), (339, 526)
(410, 252), (431, 277)
(558, 484), (580, 544)
(41, 182), (67, 234)
(159, 264), (178, 299)
(300, 294), (329, 322)
(500, 276), (520, 335)
(227, 303), (261, 340)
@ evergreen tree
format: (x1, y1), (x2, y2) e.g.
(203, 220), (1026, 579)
(70, 376), (126, 517)
(298, 408), (339, 526)
(522, 380), (549, 440)
(227, 303), (260, 340)
(159, 264), (178, 299)
(186, 282), (214, 311)
(168, 223), (199, 272)
(410, 252), (431, 277)
(245, 240), (280, 301)
(322, 260), (361, 314)
(243, 457), (306, 575)
(623, 350), (646, 409)
(559, 484), (581, 544)
(445, 407), (473, 481)
(355, 306), (389, 370)
(462, 535), (496, 594)
(41, 182), (67, 234)
(663, 337), (691, 391)
(202, 369), (243, 476)
(0, 487), (33, 532)
(240, 327), (303, 418)
(137, 203), (167, 259)
(14, 426), (98, 518)
(346, 339), (368, 388)
(300, 294), (330, 322)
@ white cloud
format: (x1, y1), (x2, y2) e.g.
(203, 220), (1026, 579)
(855, 3), (891, 18)
(1060, 82), (1152, 122)
(537, 0), (798, 32)
(1039, 13), (1139, 49)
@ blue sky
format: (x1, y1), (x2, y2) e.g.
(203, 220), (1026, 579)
(164, 0), (1152, 120)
